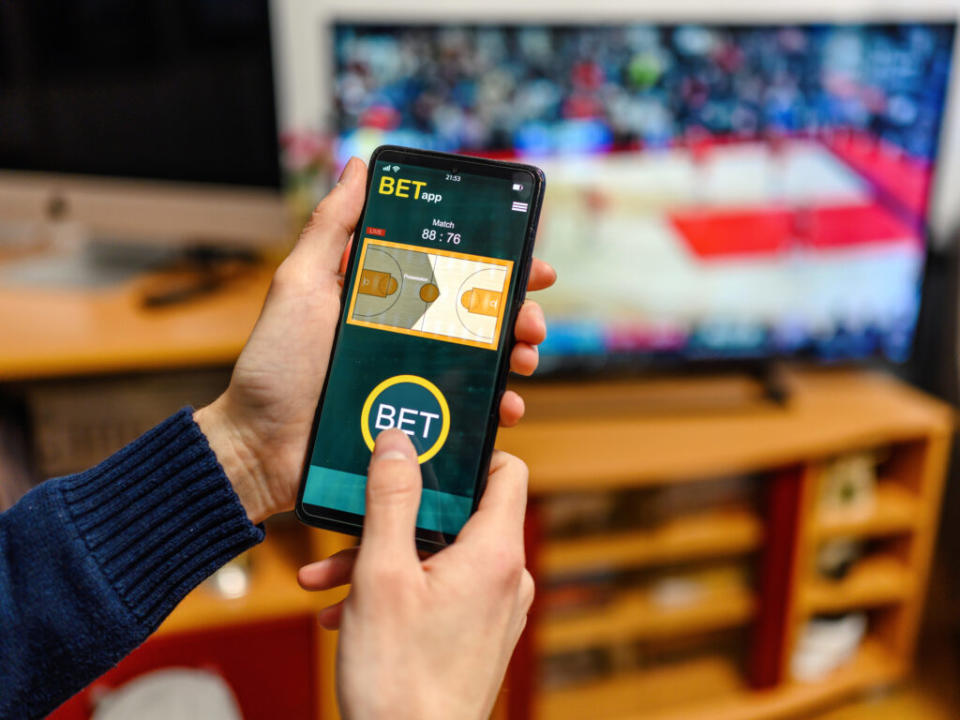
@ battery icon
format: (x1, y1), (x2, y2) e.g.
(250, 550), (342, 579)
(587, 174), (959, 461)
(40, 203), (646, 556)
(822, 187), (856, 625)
(512, 183), (524, 191)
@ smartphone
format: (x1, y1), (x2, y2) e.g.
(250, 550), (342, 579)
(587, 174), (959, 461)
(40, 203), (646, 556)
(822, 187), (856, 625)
(296, 146), (545, 551)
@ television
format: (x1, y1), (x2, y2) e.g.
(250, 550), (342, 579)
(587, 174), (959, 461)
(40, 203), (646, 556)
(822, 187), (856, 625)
(0, 0), (287, 247)
(327, 20), (956, 369)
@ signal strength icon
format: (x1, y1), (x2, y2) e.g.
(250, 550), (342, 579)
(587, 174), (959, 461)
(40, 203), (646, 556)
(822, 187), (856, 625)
(383, 164), (400, 172)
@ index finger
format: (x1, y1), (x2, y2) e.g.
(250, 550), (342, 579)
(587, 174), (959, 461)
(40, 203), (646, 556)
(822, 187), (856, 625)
(293, 157), (367, 275)
(454, 450), (528, 549)
(527, 258), (556, 292)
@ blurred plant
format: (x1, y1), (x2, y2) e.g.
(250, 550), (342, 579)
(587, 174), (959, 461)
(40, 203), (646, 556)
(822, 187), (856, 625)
(280, 129), (335, 228)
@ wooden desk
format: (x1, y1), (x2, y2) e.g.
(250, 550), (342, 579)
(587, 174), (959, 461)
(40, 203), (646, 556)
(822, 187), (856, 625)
(0, 266), (273, 381)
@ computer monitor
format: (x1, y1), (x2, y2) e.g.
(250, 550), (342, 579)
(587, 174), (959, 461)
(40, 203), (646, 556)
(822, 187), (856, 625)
(320, 12), (957, 368)
(0, 0), (288, 247)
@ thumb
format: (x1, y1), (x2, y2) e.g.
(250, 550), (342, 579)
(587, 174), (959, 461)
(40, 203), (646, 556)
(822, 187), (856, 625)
(293, 156), (367, 273)
(358, 429), (423, 567)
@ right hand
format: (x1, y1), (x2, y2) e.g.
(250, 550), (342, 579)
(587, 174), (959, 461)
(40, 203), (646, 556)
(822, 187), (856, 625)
(298, 429), (534, 720)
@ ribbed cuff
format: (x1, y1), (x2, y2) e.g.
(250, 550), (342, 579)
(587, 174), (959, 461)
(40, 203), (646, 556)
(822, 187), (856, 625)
(58, 408), (265, 630)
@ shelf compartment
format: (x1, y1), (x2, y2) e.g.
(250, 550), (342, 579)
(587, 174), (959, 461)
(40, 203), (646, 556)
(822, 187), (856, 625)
(537, 639), (901, 720)
(542, 507), (763, 577)
(813, 482), (918, 540)
(539, 585), (755, 656)
(802, 556), (912, 615)
(538, 651), (744, 720)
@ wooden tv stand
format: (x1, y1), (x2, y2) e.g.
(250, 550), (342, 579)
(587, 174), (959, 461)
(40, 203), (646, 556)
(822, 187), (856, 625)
(497, 367), (954, 720)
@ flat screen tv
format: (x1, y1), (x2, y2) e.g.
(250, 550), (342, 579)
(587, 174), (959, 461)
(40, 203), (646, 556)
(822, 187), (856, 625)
(330, 22), (956, 369)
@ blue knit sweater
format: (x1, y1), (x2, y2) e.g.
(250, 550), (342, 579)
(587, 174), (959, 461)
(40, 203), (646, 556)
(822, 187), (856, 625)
(0, 408), (265, 719)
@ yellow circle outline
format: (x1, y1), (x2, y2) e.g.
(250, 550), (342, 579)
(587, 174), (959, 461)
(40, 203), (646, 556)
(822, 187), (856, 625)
(360, 374), (450, 464)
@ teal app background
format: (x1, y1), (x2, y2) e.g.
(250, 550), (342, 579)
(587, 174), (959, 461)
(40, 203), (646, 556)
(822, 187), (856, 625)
(303, 157), (534, 535)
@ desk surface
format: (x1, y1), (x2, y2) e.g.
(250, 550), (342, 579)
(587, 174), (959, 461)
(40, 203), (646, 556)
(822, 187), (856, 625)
(0, 267), (272, 381)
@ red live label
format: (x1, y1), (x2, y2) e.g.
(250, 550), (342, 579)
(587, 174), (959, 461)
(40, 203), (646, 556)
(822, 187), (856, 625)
(366, 227), (386, 237)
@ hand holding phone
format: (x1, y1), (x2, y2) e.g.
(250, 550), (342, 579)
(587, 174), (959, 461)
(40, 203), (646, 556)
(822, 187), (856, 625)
(194, 156), (553, 529)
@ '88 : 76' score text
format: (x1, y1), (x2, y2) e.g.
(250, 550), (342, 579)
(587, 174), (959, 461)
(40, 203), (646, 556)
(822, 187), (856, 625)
(421, 228), (461, 245)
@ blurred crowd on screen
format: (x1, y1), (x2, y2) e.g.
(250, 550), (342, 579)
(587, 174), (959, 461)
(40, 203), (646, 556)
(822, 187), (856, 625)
(333, 24), (953, 161)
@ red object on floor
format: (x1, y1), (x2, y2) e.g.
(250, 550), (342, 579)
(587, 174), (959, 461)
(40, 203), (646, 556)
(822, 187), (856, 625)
(671, 207), (794, 258)
(49, 615), (319, 720)
(671, 202), (920, 260)
(809, 204), (920, 250)
(823, 131), (933, 218)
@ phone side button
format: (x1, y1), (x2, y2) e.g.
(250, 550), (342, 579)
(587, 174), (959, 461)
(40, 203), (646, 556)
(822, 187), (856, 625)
(517, 267), (531, 305)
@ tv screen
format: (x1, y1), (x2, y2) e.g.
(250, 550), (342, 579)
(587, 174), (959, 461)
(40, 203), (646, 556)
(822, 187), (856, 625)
(0, 0), (281, 189)
(331, 22), (955, 367)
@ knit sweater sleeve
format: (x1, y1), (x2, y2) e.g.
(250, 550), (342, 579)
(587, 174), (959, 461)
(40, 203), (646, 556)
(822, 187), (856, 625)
(0, 408), (265, 719)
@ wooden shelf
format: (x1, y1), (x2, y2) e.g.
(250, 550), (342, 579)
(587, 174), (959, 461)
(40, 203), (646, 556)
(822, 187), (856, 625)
(813, 482), (918, 540)
(542, 507), (763, 577)
(802, 556), (912, 615)
(539, 585), (754, 655)
(537, 640), (902, 720)
(538, 652), (744, 720)
(501, 370), (954, 492)
(504, 370), (953, 720)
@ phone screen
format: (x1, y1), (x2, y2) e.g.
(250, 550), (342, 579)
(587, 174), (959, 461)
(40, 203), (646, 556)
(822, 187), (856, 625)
(299, 149), (540, 542)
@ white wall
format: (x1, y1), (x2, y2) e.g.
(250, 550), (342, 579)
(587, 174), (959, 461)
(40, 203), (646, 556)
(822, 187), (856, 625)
(271, 0), (960, 244)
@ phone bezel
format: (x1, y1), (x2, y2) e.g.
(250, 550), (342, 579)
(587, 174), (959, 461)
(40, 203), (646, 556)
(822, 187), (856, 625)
(295, 145), (545, 552)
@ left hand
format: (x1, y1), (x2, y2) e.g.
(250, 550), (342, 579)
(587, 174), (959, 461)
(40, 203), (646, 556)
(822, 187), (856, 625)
(195, 157), (556, 524)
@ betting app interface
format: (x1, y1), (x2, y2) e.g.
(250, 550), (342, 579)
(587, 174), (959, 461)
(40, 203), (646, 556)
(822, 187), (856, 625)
(302, 155), (536, 536)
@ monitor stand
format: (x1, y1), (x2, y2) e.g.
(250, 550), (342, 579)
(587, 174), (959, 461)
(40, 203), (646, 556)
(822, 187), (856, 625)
(749, 361), (792, 407)
(0, 235), (260, 308)
(0, 233), (179, 289)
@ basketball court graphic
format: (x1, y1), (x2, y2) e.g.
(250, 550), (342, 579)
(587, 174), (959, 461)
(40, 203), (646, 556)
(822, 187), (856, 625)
(347, 238), (513, 350)
(534, 135), (927, 344)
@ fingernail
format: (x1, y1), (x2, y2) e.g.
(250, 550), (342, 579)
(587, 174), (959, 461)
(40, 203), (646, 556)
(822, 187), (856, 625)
(375, 449), (409, 462)
(337, 157), (360, 185)
(371, 427), (418, 461)
(303, 558), (329, 572)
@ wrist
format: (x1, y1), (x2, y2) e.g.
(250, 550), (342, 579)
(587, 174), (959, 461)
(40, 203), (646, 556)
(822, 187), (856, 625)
(194, 400), (274, 525)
